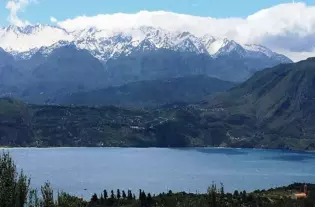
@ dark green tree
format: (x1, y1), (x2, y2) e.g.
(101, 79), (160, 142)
(139, 189), (142, 200)
(0, 152), (30, 207)
(40, 182), (54, 207)
(100, 194), (104, 204)
(117, 189), (121, 199)
(147, 193), (153, 207)
(242, 190), (247, 202)
(127, 190), (133, 200)
(103, 190), (108, 200)
(208, 183), (217, 207)
(91, 193), (98, 202)
(122, 190), (127, 199)
(111, 190), (115, 199)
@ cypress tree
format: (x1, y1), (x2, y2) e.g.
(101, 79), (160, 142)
(117, 189), (121, 200)
(127, 190), (133, 200)
(111, 190), (115, 199)
(122, 190), (127, 199)
(100, 193), (105, 204)
(103, 190), (108, 200)
(147, 193), (153, 206)
(142, 191), (147, 200)
(139, 189), (142, 200)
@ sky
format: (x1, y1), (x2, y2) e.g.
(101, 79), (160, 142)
(1, 0), (315, 61)
(1, 0), (315, 25)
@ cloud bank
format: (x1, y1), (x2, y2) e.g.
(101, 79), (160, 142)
(56, 2), (315, 61)
(3, 1), (315, 61)
(6, 0), (37, 26)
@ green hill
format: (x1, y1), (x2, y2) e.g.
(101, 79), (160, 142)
(203, 57), (315, 150)
(2, 58), (315, 150)
(55, 75), (235, 108)
(0, 98), (33, 146)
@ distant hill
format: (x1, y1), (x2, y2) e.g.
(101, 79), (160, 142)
(55, 75), (235, 108)
(2, 58), (315, 150)
(0, 98), (33, 146)
(202, 57), (315, 150)
(0, 42), (291, 104)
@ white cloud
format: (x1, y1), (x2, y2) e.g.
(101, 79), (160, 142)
(5, 0), (37, 26)
(56, 2), (315, 61)
(50, 16), (57, 23)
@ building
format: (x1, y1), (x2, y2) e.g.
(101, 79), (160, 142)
(293, 184), (308, 199)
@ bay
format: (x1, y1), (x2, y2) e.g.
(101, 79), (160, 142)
(3, 147), (315, 199)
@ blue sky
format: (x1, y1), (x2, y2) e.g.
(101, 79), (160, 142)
(1, 0), (315, 26)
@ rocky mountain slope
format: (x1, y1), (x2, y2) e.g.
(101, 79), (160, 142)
(0, 24), (292, 105)
(0, 25), (291, 64)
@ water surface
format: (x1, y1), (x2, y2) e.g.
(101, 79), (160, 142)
(3, 147), (315, 198)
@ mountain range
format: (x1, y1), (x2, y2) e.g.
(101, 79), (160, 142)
(0, 25), (292, 104)
(0, 25), (291, 63)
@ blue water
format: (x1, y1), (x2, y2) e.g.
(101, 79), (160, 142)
(3, 147), (315, 199)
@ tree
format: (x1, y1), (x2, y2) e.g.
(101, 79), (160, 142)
(242, 190), (247, 202)
(208, 183), (217, 207)
(127, 190), (133, 200)
(91, 193), (98, 202)
(147, 193), (153, 206)
(219, 183), (225, 206)
(139, 189), (142, 200)
(57, 191), (86, 207)
(111, 190), (115, 199)
(100, 194), (104, 204)
(233, 190), (239, 197)
(116, 189), (121, 200)
(0, 152), (30, 207)
(40, 182), (54, 207)
(122, 190), (127, 199)
(139, 190), (147, 207)
(103, 190), (108, 200)
(28, 189), (40, 207)
(168, 190), (173, 195)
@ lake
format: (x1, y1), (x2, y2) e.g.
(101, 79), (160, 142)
(2, 147), (315, 199)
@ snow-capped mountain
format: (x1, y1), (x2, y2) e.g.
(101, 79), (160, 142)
(0, 24), (292, 63)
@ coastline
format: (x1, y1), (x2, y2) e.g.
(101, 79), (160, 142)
(1, 145), (315, 154)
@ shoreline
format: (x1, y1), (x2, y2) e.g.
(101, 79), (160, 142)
(1, 146), (315, 154)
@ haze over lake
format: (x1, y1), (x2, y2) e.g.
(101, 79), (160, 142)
(3, 148), (315, 199)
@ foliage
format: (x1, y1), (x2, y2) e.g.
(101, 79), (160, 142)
(1, 152), (315, 206)
(0, 151), (30, 207)
(56, 75), (235, 108)
(4, 59), (315, 151)
(0, 152), (88, 207)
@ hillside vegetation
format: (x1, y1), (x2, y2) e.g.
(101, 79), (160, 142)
(2, 58), (315, 150)
(55, 75), (235, 108)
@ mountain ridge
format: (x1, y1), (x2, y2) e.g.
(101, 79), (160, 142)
(54, 75), (235, 108)
(0, 25), (292, 64)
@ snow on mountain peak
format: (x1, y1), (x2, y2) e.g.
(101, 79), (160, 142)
(0, 24), (72, 53)
(243, 44), (275, 57)
(0, 24), (291, 63)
